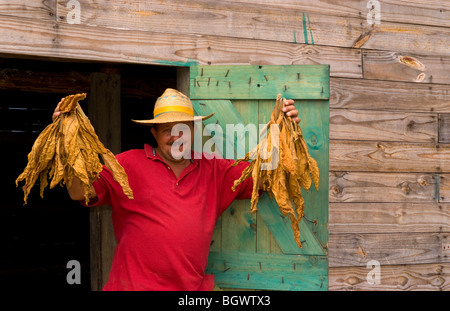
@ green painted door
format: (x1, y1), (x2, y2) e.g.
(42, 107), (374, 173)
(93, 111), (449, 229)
(189, 65), (329, 290)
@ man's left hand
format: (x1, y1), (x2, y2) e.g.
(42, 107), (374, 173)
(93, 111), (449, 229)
(282, 99), (301, 124)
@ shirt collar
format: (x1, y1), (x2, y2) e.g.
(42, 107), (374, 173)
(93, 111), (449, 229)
(144, 144), (195, 164)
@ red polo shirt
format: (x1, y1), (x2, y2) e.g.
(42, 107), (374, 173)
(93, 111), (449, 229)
(86, 144), (253, 291)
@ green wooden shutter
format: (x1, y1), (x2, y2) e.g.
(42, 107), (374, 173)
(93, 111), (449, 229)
(190, 65), (329, 291)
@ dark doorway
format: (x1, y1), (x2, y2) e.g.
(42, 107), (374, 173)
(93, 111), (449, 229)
(0, 57), (177, 290)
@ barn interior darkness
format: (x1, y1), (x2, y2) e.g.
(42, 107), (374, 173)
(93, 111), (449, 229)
(0, 57), (177, 290)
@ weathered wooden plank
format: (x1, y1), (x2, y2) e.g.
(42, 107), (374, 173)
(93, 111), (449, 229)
(330, 109), (437, 143)
(88, 72), (121, 291)
(176, 67), (190, 97)
(0, 65), (90, 94)
(257, 193), (326, 255)
(329, 263), (450, 291)
(0, 0), (56, 21)
(329, 202), (450, 234)
(190, 65), (329, 100)
(0, 14), (362, 77)
(349, 22), (450, 56)
(89, 205), (115, 291)
(438, 174), (450, 203)
(54, 0), (450, 56)
(206, 251), (327, 290)
(256, 99), (282, 254)
(439, 114), (450, 144)
(295, 99), (330, 247)
(330, 141), (450, 173)
(329, 172), (437, 203)
(363, 50), (450, 84)
(229, 0), (450, 28)
(0, 60), (176, 98)
(220, 201), (257, 252)
(329, 232), (450, 267)
(330, 77), (450, 113)
(88, 72), (121, 153)
(221, 99), (259, 252)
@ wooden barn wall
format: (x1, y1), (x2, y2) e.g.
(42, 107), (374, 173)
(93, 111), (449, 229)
(1, 0), (449, 290)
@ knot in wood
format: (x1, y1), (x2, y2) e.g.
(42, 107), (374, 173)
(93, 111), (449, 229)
(401, 184), (411, 194)
(331, 185), (341, 195)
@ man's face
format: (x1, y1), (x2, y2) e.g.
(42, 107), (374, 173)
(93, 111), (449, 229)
(151, 121), (195, 163)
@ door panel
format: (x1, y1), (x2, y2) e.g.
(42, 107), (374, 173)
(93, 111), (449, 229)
(190, 65), (329, 290)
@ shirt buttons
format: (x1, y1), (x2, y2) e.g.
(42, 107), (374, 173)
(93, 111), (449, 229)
(167, 167), (171, 170)
(176, 183), (179, 186)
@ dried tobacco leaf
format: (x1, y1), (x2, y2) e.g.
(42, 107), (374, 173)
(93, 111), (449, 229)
(232, 94), (319, 249)
(16, 93), (134, 205)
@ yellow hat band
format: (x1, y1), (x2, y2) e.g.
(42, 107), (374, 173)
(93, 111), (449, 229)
(154, 105), (194, 118)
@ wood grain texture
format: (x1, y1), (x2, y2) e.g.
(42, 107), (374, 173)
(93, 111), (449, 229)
(439, 114), (450, 144)
(329, 202), (450, 234)
(329, 232), (450, 267)
(0, 14), (362, 77)
(53, 0), (450, 56)
(89, 205), (115, 291)
(330, 141), (450, 173)
(87, 72), (121, 291)
(349, 22), (450, 56)
(329, 172), (437, 203)
(363, 50), (450, 84)
(438, 174), (450, 203)
(88, 72), (121, 153)
(330, 78), (450, 113)
(223, 99), (258, 253)
(330, 109), (437, 143)
(329, 263), (450, 291)
(190, 65), (330, 100)
(207, 251), (327, 290)
(0, 0), (56, 21)
(257, 193), (326, 255)
(226, 0), (450, 28)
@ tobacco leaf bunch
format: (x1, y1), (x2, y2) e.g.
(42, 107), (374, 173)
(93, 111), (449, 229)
(232, 94), (319, 249)
(16, 93), (134, 205)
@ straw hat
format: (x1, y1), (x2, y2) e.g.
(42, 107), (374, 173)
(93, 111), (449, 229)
(131, 88), (214, 125)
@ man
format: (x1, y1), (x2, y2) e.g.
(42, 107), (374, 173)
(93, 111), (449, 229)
(53, 88), (300, 291)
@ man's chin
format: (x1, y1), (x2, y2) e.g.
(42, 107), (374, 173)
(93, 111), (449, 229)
(169, 150), (190, 161)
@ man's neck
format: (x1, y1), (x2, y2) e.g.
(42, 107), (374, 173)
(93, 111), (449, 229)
(155, 147), (191, 178)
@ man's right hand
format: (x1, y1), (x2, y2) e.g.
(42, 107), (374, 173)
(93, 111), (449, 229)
(67, 176), (98, 202)
(52, 97), (64, 121)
